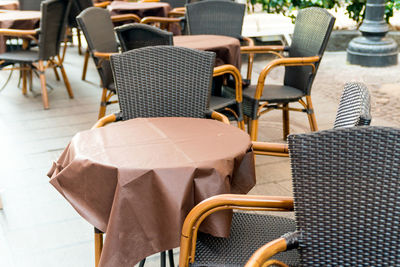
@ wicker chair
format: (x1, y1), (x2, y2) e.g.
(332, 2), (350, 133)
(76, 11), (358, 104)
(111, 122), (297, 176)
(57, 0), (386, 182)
(0, 0), (73, 109)
(178, 82), (371, 267)
(76, 7), (140, 119)
(246, 126), (400, 267)
(240, 7), (335, 141)
(18, 0), (44, 10)
(92, 45), (230, 267)
(115, 23), (173, 52)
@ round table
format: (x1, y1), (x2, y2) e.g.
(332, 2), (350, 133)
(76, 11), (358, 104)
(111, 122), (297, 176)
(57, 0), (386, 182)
(173, 34), (242, 68)
(0, 10), (41, 53)
(0, 0), (18, 10)
(107, 1), (171, 18)
(48, 117), (255, 267)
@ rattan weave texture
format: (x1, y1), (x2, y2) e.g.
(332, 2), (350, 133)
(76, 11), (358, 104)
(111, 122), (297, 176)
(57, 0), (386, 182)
(110, 46), (215, 120)
(334, 82), (371, 128)
(288, 126), (400, 265)
(115, 24), (173, 52)
(193, 212), (299, 267)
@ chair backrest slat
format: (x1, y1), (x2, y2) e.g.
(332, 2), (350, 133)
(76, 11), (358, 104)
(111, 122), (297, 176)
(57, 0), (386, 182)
(38, 0), (71, 60)
(288, 126), (400, 265)
(186, 0), (245, 39)
(284, 7), (335, 95)
(77, 7), (118, 88)
(115, 24), (173, 52)
(110, 46), (215, 120)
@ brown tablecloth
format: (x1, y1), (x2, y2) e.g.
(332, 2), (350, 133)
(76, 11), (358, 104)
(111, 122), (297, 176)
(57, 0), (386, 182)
(48, 117), (255, 267)
(107, 1), (171, 18)
(174, 35), (242, 69)
(0, 1), (18, 10)
(0, 10), (41, 53)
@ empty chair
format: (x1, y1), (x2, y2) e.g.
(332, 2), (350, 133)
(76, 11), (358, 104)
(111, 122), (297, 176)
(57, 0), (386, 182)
(178, 82), (372, 267)
(246, 126), (400, 266)
(0, 0), (73, 109)
(115, 23), (173, 52)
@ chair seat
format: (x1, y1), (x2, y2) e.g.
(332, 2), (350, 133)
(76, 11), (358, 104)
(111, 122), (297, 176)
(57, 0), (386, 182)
(0, 50), (39, 63)
(243, 84), (305, 103)
(107, 82), (116, 92)
(210, 96), (236, 111)
(192, 212), (299, 267)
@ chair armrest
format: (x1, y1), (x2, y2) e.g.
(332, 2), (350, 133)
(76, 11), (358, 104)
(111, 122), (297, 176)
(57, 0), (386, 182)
(0, 28), (38, 41)
(213, 64), (242, 102)
(241, 45), (286, 54)
(93, 51), (118, 60)
(91, 113), (117, 128)
(168, 10), (185, 17)
(252, 141), (288, 157)
(179, 194), (294, 267)
(140, 16), (182, 25)
(210, 111), (230, 125)
(254, 56), (320, 100)
(241, 36), (254, 47)
(111, 14), (141, 23)
(245, 232), (299, 267)
(94, 1), (111, 8)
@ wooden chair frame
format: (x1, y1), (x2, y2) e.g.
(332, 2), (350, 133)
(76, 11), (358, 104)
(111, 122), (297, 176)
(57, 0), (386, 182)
(178, 194), (294, 267)
(245, 236), (290, 267)
(0, 29), (73, 109)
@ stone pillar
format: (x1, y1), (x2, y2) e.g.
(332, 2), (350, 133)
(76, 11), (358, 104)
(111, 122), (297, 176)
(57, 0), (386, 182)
(347, 0), (398, 67)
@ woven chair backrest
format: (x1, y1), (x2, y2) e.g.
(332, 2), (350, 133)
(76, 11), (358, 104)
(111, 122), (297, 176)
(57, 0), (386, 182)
(334, 82), (371, 128)
(186, 0), (245, 39)
(115, 24), (173, 52)
(77, 7), (118, 89)
(288, 126), (400, 265)
(19, 0), (44, 10)
(38, 0), (71, 60)
(284, 7), (335, 95)
(165, 0), (186, 9)
(110, 46), (215, 120)
(68, 0), (94, 27)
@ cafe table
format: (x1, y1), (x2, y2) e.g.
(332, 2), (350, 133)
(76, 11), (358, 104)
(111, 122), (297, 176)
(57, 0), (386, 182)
(0, 0), (18, 10)
(48, 117), (256, 267)
(173, 34), (241, 69)
(0, 10), (41, 53)
(107, 1), (171, 18)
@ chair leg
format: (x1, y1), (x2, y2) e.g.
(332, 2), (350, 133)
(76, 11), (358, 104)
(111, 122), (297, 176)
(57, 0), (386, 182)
(82, 49), (90, 81)
(248, 118), (258, 141)
(53, 66), (60, 81)
(56, 56), (74, 99)
(38, 60), (49, 109)
(305, 95), (318, 132)
(28, 69), (33, 92)
(77, 28), (82, 55)
(282, 103), (290, 140)
(168, 249), (174, 267)
(22, 65), (27, 95)
(98, 88), (108, 119)
(94, 228), (104, 267)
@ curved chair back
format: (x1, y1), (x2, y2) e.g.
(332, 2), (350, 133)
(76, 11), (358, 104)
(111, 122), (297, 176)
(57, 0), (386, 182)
(165, 0), (186, 9)
(38, 0), (72, 60)
(110, 46), (215, 120)
(334, 82), (371, 128)
(284, 7), (335, 95)
(288, 126), (400, 265)
(77, 7), (118, 89)
(115, 24), (173, 52)
(69, 0), (94, 27)
(19, 0), (44, 10)
(185, 0), (245, 39)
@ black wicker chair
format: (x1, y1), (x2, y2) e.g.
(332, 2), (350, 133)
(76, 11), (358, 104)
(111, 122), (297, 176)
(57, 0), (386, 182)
(178, 82), (371, 267)
(246, 125), (400, 267)
(185, 0), (254, 129)
(239, 7), (335, 141)
(0, 0), (73, 109)
(18, 0), (44, 10)
(115, 23), (173, 52)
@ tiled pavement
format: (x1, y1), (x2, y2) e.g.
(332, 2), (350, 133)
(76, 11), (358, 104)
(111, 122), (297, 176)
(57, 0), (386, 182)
(0, 40), (399, 266)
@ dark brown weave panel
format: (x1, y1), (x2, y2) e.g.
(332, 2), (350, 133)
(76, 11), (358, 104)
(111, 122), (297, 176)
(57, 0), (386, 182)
(284, 7), (335, 95)
(288, 126), (400, 266)
(110, 46), (215, 120)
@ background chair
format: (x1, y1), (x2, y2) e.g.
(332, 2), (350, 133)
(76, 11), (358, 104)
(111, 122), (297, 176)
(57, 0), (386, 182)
(18, 0), (44, 10)
(0, 0), (73, 109)
(76, 7), (140, 119)
(92, 45), (229, 267)
(246, 126), (400, 267)
(239, 7), (335, 141)
(178, 82), (371, 267)
(115, 23), (173, 52)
